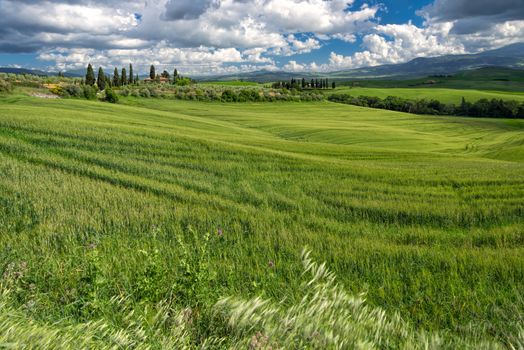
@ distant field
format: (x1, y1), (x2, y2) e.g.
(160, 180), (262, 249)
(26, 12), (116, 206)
(333, 67), (524, 92)
(332, 86), (524, 104)
(0, 95), (523, 346)
(199, 80), (260, 86)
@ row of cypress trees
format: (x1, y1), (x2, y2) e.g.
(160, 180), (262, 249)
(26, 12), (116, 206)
(273, 78), (335, 90)
(85, 64), (139, 90)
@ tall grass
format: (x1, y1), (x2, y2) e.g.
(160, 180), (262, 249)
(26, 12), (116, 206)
(215, 249), (524, 349)
(2, 249), (519, 348)
(0, 95), (523, 347)
(0, 292), (198, 349)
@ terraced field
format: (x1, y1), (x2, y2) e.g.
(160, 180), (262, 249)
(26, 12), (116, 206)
(1, 95), (523, 346)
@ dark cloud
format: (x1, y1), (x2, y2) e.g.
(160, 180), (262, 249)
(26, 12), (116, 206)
(162, 0), (251, 21)
(7, 0), (131, 4)
(163, 0), (216, 20)
(420, 0), (524, 34)
(422, 0), (524, 21)
(0, 0), (142, 53)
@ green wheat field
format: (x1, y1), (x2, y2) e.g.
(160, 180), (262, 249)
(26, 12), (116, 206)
(1, 93), (524, 348)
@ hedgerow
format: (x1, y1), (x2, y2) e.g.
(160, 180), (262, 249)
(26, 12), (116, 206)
(328, 93), (524, 118)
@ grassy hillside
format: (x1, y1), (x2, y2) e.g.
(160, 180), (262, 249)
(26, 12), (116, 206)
(0, 95), (523, 347)
(331, 86), (524, 104)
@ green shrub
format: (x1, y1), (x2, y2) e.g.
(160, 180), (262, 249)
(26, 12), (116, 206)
(104, 88), (119, 103)
(50, 85), (65, 96)
(0, 80), (12, 93)
(139, 88), (151, 98)
(83, 86), (98, 100)
(175, 77), (191, 86)
(221, 90), (238, 102)
(118, 88), (130, 97)
(64, 85), (83, 98)
(148, 87), (160, 98)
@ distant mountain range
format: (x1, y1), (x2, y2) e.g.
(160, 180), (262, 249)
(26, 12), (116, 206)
(2, 42), (524, 82)
(0, 67), (51, 76)
(197, 42), (524, 82)
(0, 67), (82, 78)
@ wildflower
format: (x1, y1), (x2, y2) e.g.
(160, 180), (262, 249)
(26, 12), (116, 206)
(183, 308), (194, 325)
(249, 331), (270, 349)
(3, 262), (28, 280)
(2, 262), (15, 279)
(24, 300), (36, 310)
(268, 260), (275, 268)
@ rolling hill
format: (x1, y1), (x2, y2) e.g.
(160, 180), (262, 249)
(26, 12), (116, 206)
(0, 94), (523, 347)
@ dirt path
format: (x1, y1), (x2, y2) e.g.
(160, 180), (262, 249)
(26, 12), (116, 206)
(30, 93), (60, 99)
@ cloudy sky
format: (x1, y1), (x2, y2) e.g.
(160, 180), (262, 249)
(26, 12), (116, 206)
(0, 0), (523, 75)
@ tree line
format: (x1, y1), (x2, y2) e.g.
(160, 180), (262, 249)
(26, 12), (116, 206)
(85, 63), (139, 90)
(328, 94), (524, 119)
(272, 78), (335, 90)
(84, 64), (187, 91)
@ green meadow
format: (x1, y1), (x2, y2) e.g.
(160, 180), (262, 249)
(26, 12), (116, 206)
(1, 94), (523, 347)
(332, 86), (524, 104)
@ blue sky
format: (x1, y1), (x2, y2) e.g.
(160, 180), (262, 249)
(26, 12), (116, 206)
(0, 0), (522, 75)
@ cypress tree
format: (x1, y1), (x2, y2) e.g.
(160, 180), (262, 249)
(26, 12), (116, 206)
(129, 64), (134, 84)
(310, 79), (314, 88)
(86, 64), (95, 86)
(106, 75), (112, 88)
(173, 68), (178, 84)
(460, 97), (468, 115)
(113, 68), (120, 87)
(135, 75), (139, 84)
(121, 68), (127, 85)
(97, 67), (106, 90)
(332, 81), (336, 89)
(150, 65), (156, 80)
